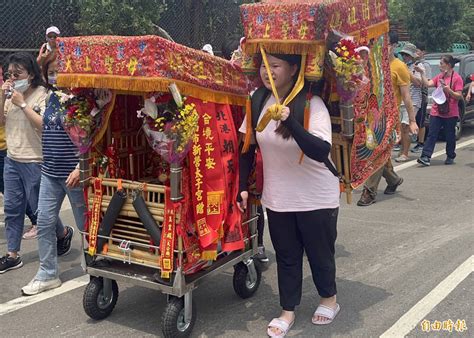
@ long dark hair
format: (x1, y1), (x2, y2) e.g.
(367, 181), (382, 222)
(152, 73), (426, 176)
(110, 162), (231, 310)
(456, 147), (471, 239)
(441, 55), (460, 69)
(258, 53), (324, 139)
(4, 52), (45, 88)
(42, 53), (57, 90)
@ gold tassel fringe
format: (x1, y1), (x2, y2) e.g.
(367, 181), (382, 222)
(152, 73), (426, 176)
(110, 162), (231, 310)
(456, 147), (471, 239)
(57, 74), (247, 106)
(244, 20), (390, 56)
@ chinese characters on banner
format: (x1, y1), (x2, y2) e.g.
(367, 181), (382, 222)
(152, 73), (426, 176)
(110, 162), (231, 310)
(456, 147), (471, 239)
(188, 98), (243, 257)
(214, 104), (244, 252)
(160, 187), (176, 278)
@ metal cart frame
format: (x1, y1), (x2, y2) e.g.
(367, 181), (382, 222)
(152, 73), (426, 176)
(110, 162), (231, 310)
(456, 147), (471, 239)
(78, 155), (262, 337)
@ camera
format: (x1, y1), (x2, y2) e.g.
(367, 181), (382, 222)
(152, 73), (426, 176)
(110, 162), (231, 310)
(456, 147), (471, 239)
(4, 85), (14, 99)
(3, 72), (14, 99)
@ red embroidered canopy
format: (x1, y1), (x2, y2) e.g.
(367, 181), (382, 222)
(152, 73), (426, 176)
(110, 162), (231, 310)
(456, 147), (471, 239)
(56, 35), (247, 105)
(240, 0), (398, 190)
(241, 0), (389, 55)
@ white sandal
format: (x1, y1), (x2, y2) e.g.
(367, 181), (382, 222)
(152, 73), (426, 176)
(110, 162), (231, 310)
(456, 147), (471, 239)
(267, 317), (294, 337)
(312, 303), (340, 325)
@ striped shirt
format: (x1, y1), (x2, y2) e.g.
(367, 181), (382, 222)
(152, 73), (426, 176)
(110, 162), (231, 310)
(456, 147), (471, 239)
(408, 62), (424, 108)
(42, 92), (79, 178)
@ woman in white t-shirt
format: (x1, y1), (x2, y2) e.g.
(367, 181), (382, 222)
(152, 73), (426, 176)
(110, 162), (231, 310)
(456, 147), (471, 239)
(0, 52), (47, 273)
(238, 53), (340, 337)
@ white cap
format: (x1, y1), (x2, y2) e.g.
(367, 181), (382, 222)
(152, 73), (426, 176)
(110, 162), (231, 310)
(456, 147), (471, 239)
(432, 86), (447, 105)
(355, 46), (370, 54)
(46, 26), (60, 36)
(202, 44), (214, 56)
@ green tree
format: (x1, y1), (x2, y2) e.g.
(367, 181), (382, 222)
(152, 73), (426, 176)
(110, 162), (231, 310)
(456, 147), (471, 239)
(388, 0), (473, 52)
(74, 0), (169, 36)
(74, 0), (257, 47)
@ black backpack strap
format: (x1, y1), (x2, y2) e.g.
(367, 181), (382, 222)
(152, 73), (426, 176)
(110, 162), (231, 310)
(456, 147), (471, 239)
(324, 157), (343, 181)
(293, 89), (342, 180)
(251, 87), (271, 132)
(251, 86), (341, 179)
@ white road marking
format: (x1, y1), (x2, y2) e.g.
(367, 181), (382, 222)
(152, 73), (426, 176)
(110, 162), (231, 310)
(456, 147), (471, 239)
(0, 138), (472, 317)
(0, 275), (89, 316)
(394, 138), (474, 172)
(380, 255), (473, 338)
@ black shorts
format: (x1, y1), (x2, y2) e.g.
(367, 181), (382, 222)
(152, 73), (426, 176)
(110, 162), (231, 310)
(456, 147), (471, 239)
(416, 102), (428, 128)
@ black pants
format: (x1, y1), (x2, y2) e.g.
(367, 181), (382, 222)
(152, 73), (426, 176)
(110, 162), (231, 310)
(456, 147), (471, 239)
(422, 116), (457, 159)
(267, 207), (338, 311)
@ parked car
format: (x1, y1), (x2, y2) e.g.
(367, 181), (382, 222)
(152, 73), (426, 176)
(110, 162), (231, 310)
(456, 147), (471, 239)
(424, 52), (474, 140)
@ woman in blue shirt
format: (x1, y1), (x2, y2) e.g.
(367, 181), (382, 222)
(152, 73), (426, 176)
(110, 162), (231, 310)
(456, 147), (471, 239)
(22, 57), (86, 296)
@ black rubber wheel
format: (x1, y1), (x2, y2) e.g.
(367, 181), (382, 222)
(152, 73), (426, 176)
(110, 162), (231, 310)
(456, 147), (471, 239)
(233, 261), (261, 299)
(83, 277), (118, 320)
(161, 297), (196, 338)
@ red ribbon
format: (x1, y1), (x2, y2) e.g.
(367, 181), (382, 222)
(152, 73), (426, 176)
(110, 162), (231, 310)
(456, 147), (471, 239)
(160, 187), (176, 278)
(88, 178), (103, 256)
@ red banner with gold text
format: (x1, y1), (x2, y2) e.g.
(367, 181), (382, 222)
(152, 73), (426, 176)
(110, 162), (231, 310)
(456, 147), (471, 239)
(188, 99), (225, 256)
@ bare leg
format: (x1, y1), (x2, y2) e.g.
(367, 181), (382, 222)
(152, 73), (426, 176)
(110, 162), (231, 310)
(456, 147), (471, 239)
(400, 123), (410, 157)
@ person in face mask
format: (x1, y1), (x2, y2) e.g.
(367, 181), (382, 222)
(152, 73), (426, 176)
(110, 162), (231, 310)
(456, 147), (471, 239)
(0, 52), (48, 273)
(21, 57), (86, 295)
(0, 64), (38, 241)
(42, 57), (58, 88)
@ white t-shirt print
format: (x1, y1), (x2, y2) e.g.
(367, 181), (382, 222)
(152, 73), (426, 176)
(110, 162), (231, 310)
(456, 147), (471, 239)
(240, 95), (340, 212)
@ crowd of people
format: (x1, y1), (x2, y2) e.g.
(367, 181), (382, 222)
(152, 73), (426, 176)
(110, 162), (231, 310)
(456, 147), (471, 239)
(0, 26), (471, 337)
(357, 31), (468, 207)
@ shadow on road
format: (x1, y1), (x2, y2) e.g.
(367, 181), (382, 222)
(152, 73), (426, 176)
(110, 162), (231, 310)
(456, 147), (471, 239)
(82, 241), (389, 337)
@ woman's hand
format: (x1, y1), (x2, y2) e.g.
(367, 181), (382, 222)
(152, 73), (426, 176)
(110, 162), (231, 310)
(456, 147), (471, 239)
(280, 106), (290, 121)
(1, 80), (13, 100)
(11, 90), (26, 107)
(237, 191), (249, 213)
(467, 91), (472, 102)
(442, 83), (451, 95)
(66, 169), (80, 188)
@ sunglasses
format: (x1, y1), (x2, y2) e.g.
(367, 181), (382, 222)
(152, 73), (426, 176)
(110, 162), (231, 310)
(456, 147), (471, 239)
(4, 71), (24, 79)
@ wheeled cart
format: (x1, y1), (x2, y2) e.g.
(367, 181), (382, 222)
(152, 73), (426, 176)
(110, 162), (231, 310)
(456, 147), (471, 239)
(55, 34), (258, 337)
(80, 203), (260, 337)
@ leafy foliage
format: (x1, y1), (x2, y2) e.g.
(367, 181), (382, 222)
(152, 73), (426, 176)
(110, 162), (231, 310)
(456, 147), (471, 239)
(73, 0), (258, 48)
(74, 0), (168, 35)
(388, 0), (473, 52)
